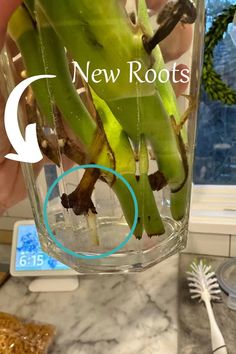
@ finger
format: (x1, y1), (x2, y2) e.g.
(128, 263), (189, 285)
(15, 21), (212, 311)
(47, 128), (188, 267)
(146, 0), (167, 12)
(0, 157), (43, 214)
(0, 0), (23, 49)
(0, 1), (24, 162)
(160, 23), (193, 62)
(121, 0), (167, 12)
(170, 64), (189, 97)
(0, 159), (24, 213)
(0, 92), (11, 163)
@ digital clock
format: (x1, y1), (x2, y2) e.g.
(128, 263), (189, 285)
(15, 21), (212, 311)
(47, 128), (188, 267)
(10, 221), (77, 276)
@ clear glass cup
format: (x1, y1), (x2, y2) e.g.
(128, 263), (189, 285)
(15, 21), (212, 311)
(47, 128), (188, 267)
(0, 0), (205, 273)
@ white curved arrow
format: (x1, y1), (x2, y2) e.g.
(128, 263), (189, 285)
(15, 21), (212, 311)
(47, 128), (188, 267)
(4, 75), (56, 163)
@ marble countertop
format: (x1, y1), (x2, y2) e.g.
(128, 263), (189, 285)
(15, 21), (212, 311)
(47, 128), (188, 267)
(0, 255), (178, 354)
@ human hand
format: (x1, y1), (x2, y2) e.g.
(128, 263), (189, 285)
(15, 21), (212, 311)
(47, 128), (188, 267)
(0, 0), (22, 48)
(0, 0), (26, 214)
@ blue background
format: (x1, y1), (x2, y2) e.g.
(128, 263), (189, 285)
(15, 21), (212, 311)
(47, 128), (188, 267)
(194, 0), (236, 184)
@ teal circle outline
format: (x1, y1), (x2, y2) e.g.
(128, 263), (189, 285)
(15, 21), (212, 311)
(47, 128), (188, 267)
(43, 164), (138, 260)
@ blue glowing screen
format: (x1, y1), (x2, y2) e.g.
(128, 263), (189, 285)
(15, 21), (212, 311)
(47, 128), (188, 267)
(15, 224), (70, 272)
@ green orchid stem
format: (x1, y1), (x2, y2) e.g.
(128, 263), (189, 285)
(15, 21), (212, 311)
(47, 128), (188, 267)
(113, 173), (165, 239)
(112, 175), (143, 239)
(36, 8), (97, 149)
(137, 0), (181, 125)
(170, 183), (189, 221)
(94, 96), (165, 237)
(8, 6), (54, 127)
(109, 94), (186, 191)
(139, 137), (164, 237)
(138, 0), (189, 220)
(24, 0), (36, 19)
(139, 173), (165, 237)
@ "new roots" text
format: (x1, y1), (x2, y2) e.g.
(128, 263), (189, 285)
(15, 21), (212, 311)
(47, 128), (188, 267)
(72, 60), (190, 85)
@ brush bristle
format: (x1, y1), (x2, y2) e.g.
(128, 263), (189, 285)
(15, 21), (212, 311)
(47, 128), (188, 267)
(186, 260), (221, 302)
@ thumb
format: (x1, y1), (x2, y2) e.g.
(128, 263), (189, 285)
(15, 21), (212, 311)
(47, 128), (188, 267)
(0, 0), (23, 49)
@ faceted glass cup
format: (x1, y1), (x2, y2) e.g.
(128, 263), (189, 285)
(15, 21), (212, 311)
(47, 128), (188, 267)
(0, 0), (205, 273)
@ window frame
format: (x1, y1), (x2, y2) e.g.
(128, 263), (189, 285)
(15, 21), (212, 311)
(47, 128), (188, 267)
(189, 184), (236, 235)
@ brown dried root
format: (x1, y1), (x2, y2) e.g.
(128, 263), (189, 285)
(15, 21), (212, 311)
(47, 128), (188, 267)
(176, 94), (197, 134)
(148, 170), (167, 191)
(61, 168), (100, 216)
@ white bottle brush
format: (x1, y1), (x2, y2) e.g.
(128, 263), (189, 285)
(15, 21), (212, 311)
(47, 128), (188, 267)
(187, 260), (228, 354)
